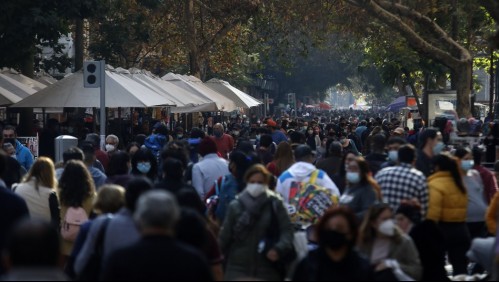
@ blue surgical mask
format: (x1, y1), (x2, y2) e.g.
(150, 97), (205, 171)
(461, 160), (474, 171)
(388, 151), (398, 162)
(433, 142), (445, 155)
(137, 162), (152, 174)
(346, 172), (361, 184)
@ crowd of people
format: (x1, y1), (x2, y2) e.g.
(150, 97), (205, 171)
(0, 110), (498, 281)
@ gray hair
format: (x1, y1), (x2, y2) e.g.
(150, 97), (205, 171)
(133, 190), (180, 231)
(106, 134), (119, 145)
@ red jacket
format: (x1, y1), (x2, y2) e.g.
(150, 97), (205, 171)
(474, 165), (498, 204)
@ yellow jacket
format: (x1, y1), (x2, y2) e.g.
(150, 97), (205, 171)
(427, 171), (467, 223)
(486, 193), (499, 234)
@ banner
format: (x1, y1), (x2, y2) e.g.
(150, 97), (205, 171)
(17, 136), (39, 159)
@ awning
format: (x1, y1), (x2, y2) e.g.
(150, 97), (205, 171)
(205, 78), (262, 109)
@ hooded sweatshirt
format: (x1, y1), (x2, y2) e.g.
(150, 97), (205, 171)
(276, 162), (340, 205)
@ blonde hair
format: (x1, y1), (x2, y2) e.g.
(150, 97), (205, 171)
(23, 157), (57, 190)
(274, 142), (295, 175)
(93, 185), (126, 214)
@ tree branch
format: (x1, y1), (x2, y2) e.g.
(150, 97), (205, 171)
(376, 0), (468, 58)
(479, 0), (499, 24)
(346, 0), (466, 68)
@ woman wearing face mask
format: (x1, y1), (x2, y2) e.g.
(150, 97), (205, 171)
(453, 147), (488, 242)
(335, 151), (358, 195)
(340, 157), (380, 221)
(220, 165), (294, 281)
(131, 148), (158, 182)
(305, 126), (320, 151)
(426, 154), (470, 276)
(293, 207), (373, 281)
(358, 204), (422, 281)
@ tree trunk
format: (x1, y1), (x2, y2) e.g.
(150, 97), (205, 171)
(185, 0), (201, 79)
(455, 61), (472, 117)
(74, 18), (84, 72)
(17, 49), (35, 136)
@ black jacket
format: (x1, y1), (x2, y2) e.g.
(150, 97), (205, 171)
(102, 235), (213, 281)
(293, 248), (374, 281)
(0, 186), (29, 275)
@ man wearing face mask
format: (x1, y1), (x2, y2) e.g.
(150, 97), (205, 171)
(380, 137), (407, 169)
(210, 123), (234, 160)
(3, 125), (34, 171)
(416, 128), (444, 177)
(293, 207), (374, 281)
(376, 145), (429, 217)
(105, 135), (120, 155)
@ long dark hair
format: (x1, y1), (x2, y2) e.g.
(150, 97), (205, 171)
(107, 151), (130, 177)
(316, 207), (359, 247)
(230, 151), (258, 192)
(131, 148), (158, 180)
(432, 154), (467, 194)
(59, 160), (95, 207)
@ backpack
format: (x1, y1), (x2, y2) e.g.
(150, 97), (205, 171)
(206, 175), (239, 223)
(61, 207), (89, 242)
(287, 170), (339, 226)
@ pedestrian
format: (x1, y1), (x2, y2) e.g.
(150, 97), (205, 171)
(102, 190), (213, 281)
(131, 148), (158, 182)
(394, 203), (449, 281)
(220, 165), (294, 281)
(155, 158), (196, 196)
(426, 154), (471, 276)
(3, 220), (68, 281)
(376, 145), (429, 217)
(453, 147), (488, 241)
(416, 129), (444, 177)
(58, 160), (96, 258)
(126, 142), (141, 157)
(317, 142), (343, 181)
(67, 185), (125, 279)
(0, 151), (30, 276)
(293, 207), (374, 281)
(55, 147), (84, 180)
(85, 133), (109, 173)
(38, 119), (60, 161)
(267, 119), (288, 145)
(0, 135), (25, 190)
(81, 142), (107, 189)
(3, 125), (34, 171)
(13, 157), (59, 226)
(257, 134), (274, 165)
(277, 145), (340, 204)
(340, 157), (379, 221)
(472, 146), (498, 204)
(364, 134), (388, 176)
(105, 152), (133, 188)
(358, 204), (422, 280)
(192, 137), (229, 200)
(305, 126), (320, 151)
(211, 123), (234, 160)
(74, 178), (153, 277)
(335, 151), (359, 195)
(105, 135), (120, 156)
(267, 142), (295, 177)
(381, 137), (407, 169)
(207, 151), (257, 223)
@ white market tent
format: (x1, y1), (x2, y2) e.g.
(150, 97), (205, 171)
(162, 73), (238, 112)
(11, 69), (177, 108)
(124, 68), (218, 113)
(205, 78), (262, 109)
(0, 69), (43, 105)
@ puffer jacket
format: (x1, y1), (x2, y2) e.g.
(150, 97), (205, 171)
(427, 171), (467, 223)
(220, 190), (294, 281)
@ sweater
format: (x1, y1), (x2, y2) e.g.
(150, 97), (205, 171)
(14, 180), (59, 224)
(339, 184), (377, 221)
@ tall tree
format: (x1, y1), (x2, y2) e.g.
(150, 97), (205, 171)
(339, 0), (480, 117)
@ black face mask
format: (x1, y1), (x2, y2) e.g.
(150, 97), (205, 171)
(320, 229), (350, 251)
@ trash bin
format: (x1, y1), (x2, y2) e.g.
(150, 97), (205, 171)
(55, 136), (78, 164)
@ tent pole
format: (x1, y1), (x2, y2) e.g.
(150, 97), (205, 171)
(100, 61), (106, 150)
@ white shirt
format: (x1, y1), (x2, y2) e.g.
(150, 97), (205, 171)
(192, 154), (229, 199)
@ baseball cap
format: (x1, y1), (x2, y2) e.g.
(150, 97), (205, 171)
(266, 120), (277, 128)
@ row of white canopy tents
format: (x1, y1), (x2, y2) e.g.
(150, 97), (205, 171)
(6, 66), (262, 112)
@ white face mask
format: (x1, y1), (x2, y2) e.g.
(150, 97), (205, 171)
(105, 144), (116, 152)
(378, 219), (396, 236)
(346, 172), (361, 184)
(308, 130), (314, 135)
(246, 183), (268, 198)
(10, 154), (17, 160)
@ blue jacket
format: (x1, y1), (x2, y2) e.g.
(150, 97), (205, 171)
(16, 140), (34, 171)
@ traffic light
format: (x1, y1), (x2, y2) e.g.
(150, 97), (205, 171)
(83, 61), (102, 88)
(288, 93), (295, 105)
